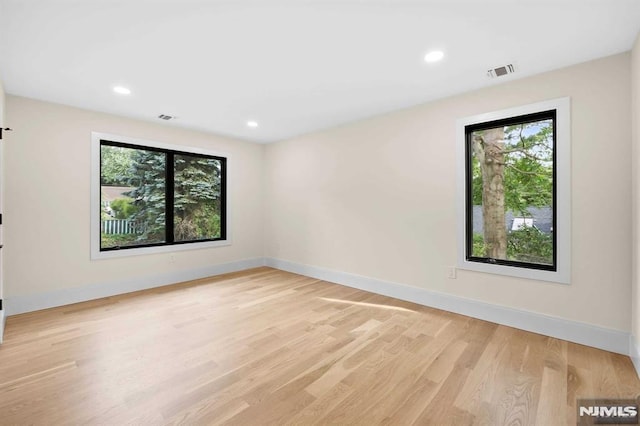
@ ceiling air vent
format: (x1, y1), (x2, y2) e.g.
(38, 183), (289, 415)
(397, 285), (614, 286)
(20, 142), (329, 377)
(158, 114), (176, 121)
(487, 64), (515, 78)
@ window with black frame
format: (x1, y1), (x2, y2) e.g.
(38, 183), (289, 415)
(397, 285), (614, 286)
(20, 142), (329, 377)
(99, 140), (226, 251)
(465, 110), (556, 271)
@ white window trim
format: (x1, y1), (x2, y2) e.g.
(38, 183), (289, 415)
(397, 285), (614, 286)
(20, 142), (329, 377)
(90, 132), (231, 260)
(455, 97), (571, 284)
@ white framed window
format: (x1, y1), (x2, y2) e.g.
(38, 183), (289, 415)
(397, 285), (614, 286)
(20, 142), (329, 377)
(456, 98), (571, 284)
(91, 132), (230, 260)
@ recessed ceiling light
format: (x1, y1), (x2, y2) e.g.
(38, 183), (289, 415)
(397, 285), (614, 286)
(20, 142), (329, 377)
(246, 120), (259, 128)
(113, 86), (131, 95)
(424, 50), (444, 63)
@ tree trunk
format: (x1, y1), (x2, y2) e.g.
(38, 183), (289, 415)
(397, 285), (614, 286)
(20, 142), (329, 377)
(473, 128), (507, 259)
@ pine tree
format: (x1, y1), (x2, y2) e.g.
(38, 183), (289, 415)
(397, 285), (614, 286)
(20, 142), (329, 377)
(174, 154), (222, 241)
(125, 151), (222, 243)
(126, 150), (167, 243)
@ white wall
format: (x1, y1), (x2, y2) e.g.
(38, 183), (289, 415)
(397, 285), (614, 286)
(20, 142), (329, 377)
(631, 31), (640, 370)
(4, 96), (264, 309)
(264, 53), (632, 333)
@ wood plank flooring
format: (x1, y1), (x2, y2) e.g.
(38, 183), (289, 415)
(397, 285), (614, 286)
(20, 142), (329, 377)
(0, 267), (638, 425)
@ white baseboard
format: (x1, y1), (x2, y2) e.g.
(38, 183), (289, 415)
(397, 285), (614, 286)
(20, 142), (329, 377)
(5, 257), (266, 316)
(3, 256), (633, 359)
(631, 335), (640, 378)
(265, 257), (630, 356)
(0, 309), (5, 343)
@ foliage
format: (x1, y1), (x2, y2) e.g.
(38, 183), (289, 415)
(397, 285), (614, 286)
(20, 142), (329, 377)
(471, 157), (482, 205)
(175, 206), (220, 241)
(109, 198), (138, 219)
(115, 150), (223, 243)
(507, 227), (553, 264)
(101, 142), (223, 244)
(101, 233), (140, 248)
(101, 205), (112, 221)
(473, 228), (553, 265)
(125, 149), (167, 243)
(472, 120), (553, 214)
(472, 233), (486, 257)
(173, 154), (222, 240)
(101, 145), (134, 185)
(502, 121), (553, 215)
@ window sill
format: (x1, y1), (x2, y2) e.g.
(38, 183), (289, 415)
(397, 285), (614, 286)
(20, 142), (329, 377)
(457, 258), (569, 284)
(91, 239), (231, 260)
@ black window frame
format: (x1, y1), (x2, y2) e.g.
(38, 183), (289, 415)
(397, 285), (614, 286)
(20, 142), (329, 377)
(464, 109), (557, 272)
(99, 139), (227, 252)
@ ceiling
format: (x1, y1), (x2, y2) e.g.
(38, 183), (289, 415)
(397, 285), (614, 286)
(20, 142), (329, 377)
(1, 0), (639, 143)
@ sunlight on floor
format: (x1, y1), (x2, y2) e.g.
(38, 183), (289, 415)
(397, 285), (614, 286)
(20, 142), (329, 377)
(319, 297), (415, 312)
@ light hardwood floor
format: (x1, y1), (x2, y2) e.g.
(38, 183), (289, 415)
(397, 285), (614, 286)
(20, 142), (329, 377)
(0, 267), (638, 425)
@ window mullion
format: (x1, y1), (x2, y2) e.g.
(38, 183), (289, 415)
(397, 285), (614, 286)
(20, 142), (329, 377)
(166, 152), (175, 244)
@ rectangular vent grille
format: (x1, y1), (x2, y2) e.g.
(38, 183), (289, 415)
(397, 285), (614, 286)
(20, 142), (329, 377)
(158, 114), (174, 120)
(487, 64), (515, 78)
